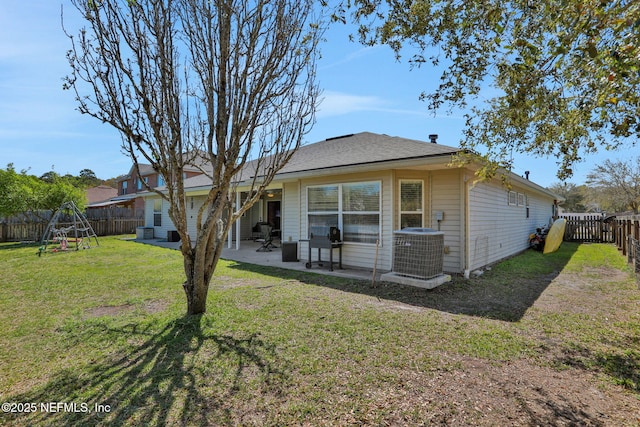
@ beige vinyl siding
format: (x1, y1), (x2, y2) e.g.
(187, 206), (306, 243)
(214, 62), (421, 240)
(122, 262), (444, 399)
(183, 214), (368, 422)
(467, 179), (555, 271)
(145, 196), (174, 240)
(299, 170), (393, 271)
(282, 181), (300, 242)
(430, 169), (463, 273)
(189, 195), (259, 242)
(186, 195), (207, 242)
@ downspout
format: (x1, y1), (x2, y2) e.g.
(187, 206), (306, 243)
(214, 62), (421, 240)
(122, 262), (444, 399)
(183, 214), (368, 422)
(463, 172), (471, 279)
(299, 180), (305, 262)
(428, 172), (433, 228)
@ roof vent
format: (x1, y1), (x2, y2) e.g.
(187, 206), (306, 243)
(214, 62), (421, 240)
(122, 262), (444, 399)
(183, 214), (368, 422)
(326, 134), (354, 141)
(428, 134), (438, 144)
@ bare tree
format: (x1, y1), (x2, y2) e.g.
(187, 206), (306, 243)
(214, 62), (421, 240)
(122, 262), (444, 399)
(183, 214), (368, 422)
(64, 0), (322, 315)
(587, 158), (640, 214)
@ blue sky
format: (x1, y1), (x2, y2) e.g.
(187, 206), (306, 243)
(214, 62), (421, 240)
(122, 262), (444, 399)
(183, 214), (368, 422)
(0, 0), (624, 188)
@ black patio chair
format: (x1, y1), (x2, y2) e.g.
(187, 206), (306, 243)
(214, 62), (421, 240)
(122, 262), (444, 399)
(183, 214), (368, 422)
(252, 221), (269, 240)
(256, 224), (278, 252)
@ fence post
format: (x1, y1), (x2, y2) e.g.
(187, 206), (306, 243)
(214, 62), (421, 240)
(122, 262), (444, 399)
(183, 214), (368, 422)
(618, 220), (624, 250)
(635, 239), (640, 289)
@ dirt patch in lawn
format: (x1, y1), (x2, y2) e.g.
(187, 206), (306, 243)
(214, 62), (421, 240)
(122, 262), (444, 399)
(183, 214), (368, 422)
(296, 259), (640, 425)
(84, 304), (135, 318)
(417, 264), (640, 426)
(342, 355), (639, 426)
(84, 300), (168, 318)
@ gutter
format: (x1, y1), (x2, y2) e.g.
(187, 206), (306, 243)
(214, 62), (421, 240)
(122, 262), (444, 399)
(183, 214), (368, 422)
(242, 152), (461, 186)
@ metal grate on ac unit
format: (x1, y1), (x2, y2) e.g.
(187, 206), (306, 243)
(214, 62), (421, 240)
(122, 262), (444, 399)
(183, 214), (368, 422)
(392, 228), (444, 280)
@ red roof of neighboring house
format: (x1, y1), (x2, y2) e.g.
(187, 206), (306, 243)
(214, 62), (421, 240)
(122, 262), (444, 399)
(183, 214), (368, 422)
(86, 185), (118, 205)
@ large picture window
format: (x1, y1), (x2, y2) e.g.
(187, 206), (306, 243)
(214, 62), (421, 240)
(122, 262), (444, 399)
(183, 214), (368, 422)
(399, 180), (423, 229)
(307, 181), (381, 244)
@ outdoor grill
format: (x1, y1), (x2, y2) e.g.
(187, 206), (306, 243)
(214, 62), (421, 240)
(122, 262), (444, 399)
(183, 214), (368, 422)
(305, 227), (342, 271)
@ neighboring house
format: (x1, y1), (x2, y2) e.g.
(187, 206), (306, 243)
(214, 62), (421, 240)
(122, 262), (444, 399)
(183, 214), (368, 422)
(142, 132), (561, 276)
(86, 185), (118, 206)
(117, 154), (212, 217)
(116, 164), (164, 217)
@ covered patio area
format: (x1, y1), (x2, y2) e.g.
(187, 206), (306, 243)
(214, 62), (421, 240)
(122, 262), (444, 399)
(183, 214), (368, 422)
(135, 237), (381, 282)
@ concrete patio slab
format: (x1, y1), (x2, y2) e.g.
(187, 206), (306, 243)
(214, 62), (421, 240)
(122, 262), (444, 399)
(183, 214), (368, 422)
(133, 238), (383, 282)
(134, 238), (454, 288)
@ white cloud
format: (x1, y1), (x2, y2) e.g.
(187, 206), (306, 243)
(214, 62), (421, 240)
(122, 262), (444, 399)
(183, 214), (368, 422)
(316, 91), (386, 118)
(316, 90), (465, 120)
(319, 46), (380, 71)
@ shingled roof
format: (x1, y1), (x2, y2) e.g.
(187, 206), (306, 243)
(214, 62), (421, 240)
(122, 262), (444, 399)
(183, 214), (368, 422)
(176, 132), (461, 190)
(276, 132), (460, 175)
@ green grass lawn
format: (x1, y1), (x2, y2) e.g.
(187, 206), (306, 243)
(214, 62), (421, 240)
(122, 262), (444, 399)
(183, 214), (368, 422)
(1, 237), (638, 426)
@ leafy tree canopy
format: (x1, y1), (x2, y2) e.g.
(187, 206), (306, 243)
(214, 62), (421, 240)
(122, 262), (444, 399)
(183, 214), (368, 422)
(345, 0), (640, 180)
(548, 182), (588, 212)
(40, 168), (102, 188)
(586, 157), (640, 213)
(0, 164), (86, 218)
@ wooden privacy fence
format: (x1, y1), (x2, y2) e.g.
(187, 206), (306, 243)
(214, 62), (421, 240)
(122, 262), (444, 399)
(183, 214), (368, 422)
(560, 214), (640, 284)
(0, 218), (145, 243)
(616, 216), (640, 286)
(560, 215), (616, 243)
(607, 215), (640, 285)
(560, 214), (640, 249)
(89, 218), (145, 236)
(613, 216), (640, 257)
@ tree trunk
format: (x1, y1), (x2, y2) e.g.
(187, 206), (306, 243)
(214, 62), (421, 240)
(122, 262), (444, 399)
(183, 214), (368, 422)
(183, 249), (217, 315)
(181, 217), (226, 315)
(183, 274), (209, 315)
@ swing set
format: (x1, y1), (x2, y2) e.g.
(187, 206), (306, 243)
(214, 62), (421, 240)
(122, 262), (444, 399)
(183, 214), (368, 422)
(39, 201), (99, 255)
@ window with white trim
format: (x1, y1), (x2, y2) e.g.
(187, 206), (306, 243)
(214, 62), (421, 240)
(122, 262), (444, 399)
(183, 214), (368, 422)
(308, 185), (339, 236)
(137, 176), (148, 191)
(153, 199), (162, 227)
(399, 180), (423, 229)
(307, 181), (381, 244)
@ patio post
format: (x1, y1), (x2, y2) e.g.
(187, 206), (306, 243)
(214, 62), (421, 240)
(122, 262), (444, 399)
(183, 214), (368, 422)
(235, 191), (241, 250)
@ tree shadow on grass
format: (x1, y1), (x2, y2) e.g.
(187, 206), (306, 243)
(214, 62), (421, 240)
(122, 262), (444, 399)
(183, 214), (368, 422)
(3, 315), (287, 426)
(227, 244), (579, 322)
(0, 241), (40, 251)
(556, 342), (640, 393)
